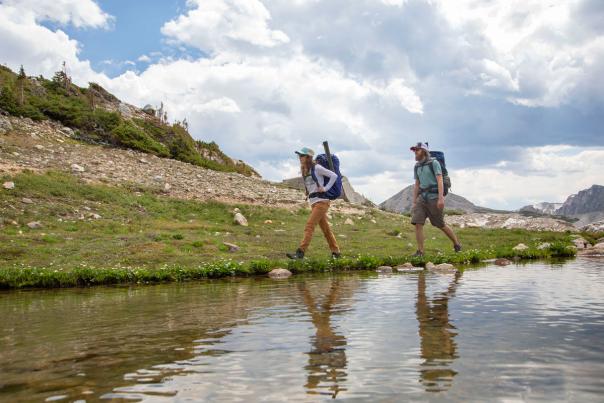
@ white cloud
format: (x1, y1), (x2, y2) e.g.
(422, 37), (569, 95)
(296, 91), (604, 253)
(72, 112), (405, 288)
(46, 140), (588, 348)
(435, 0), (604, 107)
(0, 2), (109, 86)
(1, 0), (112, 28)
(137, 55), (152, 63)
(161, 0), (290, 52)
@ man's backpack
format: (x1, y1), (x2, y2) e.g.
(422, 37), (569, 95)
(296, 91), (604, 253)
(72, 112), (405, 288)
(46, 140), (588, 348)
(415, 150), (451, 196)
(311, 154), (343, 200)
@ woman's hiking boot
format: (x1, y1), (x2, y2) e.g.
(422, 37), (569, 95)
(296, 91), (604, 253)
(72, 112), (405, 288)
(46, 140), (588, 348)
(286, 248), (305, 260)
(331, 252), (342, 259)
(412, 250), (424, 258)
(454, 244), (462, 253)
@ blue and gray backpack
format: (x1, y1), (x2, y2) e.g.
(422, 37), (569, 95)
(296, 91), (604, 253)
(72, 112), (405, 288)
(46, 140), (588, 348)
(415, 150), (451, 196)
(311, 154), (343, 200)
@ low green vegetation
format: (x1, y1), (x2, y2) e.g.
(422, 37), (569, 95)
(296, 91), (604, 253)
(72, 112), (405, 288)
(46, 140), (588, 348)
(0, 65), (257, 176)
(0, 171), (578, 289)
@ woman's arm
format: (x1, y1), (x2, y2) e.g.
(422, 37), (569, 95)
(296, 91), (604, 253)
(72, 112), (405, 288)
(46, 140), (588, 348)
(314, 164), (338, 191)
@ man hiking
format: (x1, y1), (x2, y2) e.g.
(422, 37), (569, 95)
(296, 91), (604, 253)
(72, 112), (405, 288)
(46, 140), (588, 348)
(286, 147), (341, 260)
(410, 142), (461, 257)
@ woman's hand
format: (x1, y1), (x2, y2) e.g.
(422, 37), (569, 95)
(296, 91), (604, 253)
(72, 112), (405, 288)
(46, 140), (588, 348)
(318, 186), (326, 193)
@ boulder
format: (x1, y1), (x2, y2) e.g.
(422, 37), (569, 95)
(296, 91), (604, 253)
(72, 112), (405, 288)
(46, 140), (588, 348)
(0, 116), (12, 134)
(223, 242), (240, 252)
(434, 263), (456, 271)
(537, 242), (551, 250)
(396, 263), (422, 272)
(494, 258), (512, 266)
(425, 262), (435, 270)
(71, 164), (85, 173)
(579, 242), (604, 256)
(376, 266), (393, 273)
(572, 238), (589, 250)
(234, 213), (248, 226)
(162, 183), (172, 193)
(2, 181), (15, 190)
(264, 220), (273, 224)
(344, 218), (355, 225)
(27, 221), (43, 229)
(268, 268), (292, 279)
(90, 213), (102, 220)
(512, 243), (529, 251)
(21, 198), (33, 204)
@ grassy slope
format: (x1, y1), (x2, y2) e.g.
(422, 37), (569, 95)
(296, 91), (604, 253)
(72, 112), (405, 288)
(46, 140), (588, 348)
(0, 172), (578, 288)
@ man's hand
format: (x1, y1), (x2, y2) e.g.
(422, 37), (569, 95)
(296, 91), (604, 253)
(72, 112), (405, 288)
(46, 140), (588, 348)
(437, 196), (445, 210)
(318, 186), (326, 193)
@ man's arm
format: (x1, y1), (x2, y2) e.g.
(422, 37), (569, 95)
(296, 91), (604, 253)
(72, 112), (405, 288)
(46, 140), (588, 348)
(413, 179), (420, 208)
(436, 174), (445, 210)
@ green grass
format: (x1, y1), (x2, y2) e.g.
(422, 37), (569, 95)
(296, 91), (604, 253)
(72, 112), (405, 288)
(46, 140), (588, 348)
(0, 171), (577, 289)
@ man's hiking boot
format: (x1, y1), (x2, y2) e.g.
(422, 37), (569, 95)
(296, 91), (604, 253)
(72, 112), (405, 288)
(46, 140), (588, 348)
(331, 252), (342, 259)
(412, 250), (424, 258)
(286, 248), (305, 260)
(454, 244), (462, 253)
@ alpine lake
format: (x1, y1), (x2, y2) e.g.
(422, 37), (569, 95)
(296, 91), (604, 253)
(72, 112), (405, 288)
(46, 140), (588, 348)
(1, 257), (603, 402)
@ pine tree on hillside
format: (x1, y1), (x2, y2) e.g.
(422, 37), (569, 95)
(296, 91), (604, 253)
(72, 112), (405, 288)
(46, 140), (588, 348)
(16, 65), (26, 106)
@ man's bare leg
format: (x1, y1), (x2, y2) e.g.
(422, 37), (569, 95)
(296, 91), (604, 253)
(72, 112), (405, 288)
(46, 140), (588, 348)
(440, 225), (460, 246)
(415, 224), (425, 253)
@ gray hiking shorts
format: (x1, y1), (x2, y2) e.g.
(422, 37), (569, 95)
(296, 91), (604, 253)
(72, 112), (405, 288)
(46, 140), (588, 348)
(411, 196), (445, 228)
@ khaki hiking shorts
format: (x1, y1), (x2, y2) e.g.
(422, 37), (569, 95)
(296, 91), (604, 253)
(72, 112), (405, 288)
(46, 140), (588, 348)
(411, 196), (445, 228)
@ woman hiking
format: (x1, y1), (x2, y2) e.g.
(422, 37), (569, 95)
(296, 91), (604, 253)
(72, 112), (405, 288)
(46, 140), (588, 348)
(286, 147), (341, 260)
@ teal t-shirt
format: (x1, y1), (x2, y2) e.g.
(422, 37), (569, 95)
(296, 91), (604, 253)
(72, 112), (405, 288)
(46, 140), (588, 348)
(414, 159), (442, 200)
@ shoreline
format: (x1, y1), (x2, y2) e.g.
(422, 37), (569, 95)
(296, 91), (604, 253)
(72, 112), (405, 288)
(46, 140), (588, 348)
(0, 246), (576, 290)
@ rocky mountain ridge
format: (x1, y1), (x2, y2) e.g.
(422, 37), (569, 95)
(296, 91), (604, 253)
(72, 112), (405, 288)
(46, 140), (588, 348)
(519, 185), (604, 227)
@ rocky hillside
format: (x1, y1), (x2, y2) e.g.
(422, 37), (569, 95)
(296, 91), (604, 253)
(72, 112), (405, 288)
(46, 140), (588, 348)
(0, 65), (257, 177)
(0, 115), (381, 218)
(379, 185), (490, 214)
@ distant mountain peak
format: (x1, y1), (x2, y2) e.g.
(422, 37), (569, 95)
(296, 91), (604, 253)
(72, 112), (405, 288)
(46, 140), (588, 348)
(378, 184), (493, 214)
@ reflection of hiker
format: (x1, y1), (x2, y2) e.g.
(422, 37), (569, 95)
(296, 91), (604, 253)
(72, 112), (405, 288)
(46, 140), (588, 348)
(287, 147), (341, 260)
(299, 280), (348, 398)
(416, 271), (462, 392)
(410, 142), (461, 257)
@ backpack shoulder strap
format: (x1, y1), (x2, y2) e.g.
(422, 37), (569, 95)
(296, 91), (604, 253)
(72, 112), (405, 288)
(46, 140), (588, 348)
(310, 165), (320, 186)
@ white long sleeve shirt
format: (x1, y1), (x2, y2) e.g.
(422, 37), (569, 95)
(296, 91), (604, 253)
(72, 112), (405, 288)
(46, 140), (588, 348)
(303, 164), (338, 205)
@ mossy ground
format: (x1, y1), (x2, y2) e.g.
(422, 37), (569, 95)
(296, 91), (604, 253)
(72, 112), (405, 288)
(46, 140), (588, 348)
(0, 171), (577, 288)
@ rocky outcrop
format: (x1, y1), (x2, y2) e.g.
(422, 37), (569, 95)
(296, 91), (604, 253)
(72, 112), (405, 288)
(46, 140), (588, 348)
(379, 184), (489, 214)
(519, 202), (563, 215)
(446, 213), (575, 231)
(582, 220), (604, 233)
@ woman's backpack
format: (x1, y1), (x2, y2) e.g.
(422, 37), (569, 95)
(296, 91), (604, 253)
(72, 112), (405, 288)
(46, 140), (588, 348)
(311, 154), (343, 200)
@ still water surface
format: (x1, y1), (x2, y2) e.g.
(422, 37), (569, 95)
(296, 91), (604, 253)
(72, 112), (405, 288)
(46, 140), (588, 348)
(1, 258), (603, 402)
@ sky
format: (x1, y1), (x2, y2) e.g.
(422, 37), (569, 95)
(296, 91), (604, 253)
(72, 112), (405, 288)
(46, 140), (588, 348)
(0, 0), (602, 209)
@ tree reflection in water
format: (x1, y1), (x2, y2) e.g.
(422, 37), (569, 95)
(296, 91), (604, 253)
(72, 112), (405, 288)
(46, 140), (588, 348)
(416, 271), (462, 392)
(299, 279), (351, 399)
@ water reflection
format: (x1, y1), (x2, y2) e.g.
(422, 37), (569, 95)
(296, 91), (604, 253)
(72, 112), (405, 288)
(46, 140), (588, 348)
(416, 271), (461, 392)
(298, 278), (355, 398)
